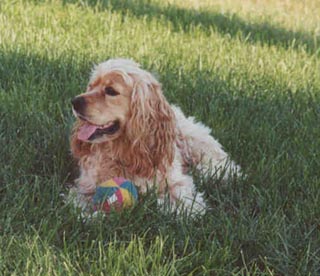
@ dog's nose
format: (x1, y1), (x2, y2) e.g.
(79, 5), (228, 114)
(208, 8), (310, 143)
(71, 96), (86, 113)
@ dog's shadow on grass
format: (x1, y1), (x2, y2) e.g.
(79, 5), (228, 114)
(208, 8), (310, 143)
(63, 0), (320, 55)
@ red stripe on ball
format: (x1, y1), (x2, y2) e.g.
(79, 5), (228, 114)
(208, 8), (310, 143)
(115, 188), (123, 205)
(103, 201), (111, 213)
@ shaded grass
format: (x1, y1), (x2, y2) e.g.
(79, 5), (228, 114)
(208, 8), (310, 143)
(0, 0), (320, 275)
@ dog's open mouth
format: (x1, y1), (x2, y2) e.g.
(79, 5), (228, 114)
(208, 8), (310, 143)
(78, 120), (120, 141)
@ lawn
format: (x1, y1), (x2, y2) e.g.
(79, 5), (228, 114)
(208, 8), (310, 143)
(0, 0), (320, 275)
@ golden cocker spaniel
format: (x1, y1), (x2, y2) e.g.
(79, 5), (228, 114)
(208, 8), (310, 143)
(70, 59), (240, 214)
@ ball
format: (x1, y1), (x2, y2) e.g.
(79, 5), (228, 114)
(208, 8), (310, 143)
(92, 177), (138, 213)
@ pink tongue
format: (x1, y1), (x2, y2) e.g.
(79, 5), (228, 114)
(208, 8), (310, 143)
(78, 123), (99, 141)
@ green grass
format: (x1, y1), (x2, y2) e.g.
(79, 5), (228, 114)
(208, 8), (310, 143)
(1, 0), (320, 275)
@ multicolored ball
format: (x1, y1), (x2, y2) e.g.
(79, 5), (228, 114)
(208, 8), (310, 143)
(92, 177), (138, 213)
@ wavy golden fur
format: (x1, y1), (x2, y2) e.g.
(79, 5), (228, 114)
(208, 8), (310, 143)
(70, 59), (240, 213)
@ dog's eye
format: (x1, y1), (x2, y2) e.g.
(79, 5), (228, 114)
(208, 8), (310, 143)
(105, 87), (119, 96)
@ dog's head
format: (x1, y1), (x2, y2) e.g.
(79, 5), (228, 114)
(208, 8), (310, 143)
(71, 59), (175, 177)
(72, 59), (138, 143)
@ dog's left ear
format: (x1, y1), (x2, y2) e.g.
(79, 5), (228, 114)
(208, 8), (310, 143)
(125, 77), (176, 178)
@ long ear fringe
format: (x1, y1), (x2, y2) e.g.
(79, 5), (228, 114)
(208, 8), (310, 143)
(70, 120), (91, 159)
(125, 80), (176, 178)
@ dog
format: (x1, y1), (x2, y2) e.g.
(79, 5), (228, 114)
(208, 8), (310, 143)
(70, 58), (240, 214)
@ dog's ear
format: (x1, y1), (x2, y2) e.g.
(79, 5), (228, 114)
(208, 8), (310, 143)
(125, 78), (176, 178)
(70, 119), (91, 159)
